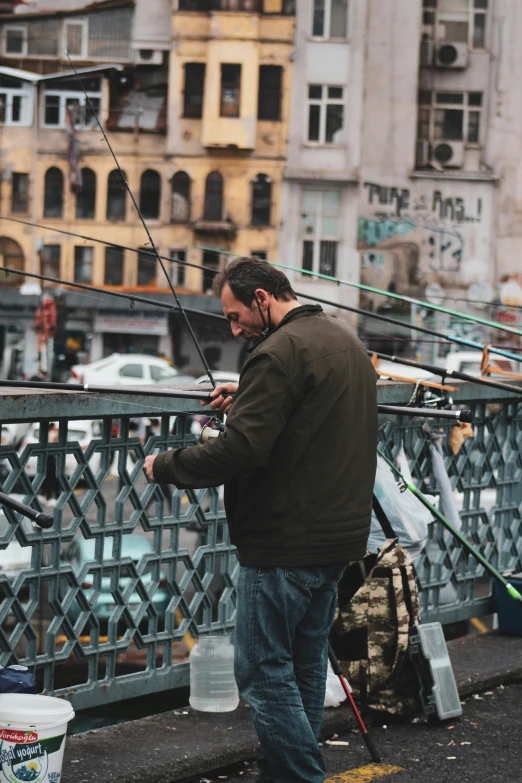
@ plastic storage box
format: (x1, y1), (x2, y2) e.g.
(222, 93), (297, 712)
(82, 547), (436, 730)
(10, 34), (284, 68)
(409, 622), (462, 721)
(494, 573), (522, 636)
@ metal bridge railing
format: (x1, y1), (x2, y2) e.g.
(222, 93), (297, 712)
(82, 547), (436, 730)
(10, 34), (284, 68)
(0, 381), (521, 710)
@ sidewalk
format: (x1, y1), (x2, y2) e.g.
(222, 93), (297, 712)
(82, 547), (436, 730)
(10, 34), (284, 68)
(61, 632), (522, 783)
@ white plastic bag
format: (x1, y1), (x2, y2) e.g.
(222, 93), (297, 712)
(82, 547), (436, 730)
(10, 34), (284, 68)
(324, 660), (347, 708)
(367, 451), (431, 559)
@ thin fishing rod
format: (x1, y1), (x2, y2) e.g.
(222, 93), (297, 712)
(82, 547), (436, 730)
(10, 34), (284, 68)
(0, 266), (228, 324)
(377, 450), (522, 605)
(297, 291), (522, 365)
(0, 490), (53, 529)
(278, 261), (522, 339)
(0, 379), (473, 421)
(64, 52), (216, 388)
(5, 211), (522, 336)
(371, 350), (522, 397)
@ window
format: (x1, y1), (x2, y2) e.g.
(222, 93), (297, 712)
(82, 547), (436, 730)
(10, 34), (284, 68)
(104, 246), (124, 286)
(119, 364), (144, 379)
(301, 189), (340, 278)
(312, 0), (348, 38)
(0, 237), (24, 283)
(251, 250), (267, 259)
(41, 245), (61, 279)
(422, 0), (488, 50)
(43, 167), (64, 219)
(3, 25), (26, 55)
(28, 19), (60, 57)
(106, 169), (126, 221)
(220, 64), (241, 118)
(204, 172), (224, 221)
(307, 85), (344, 144)
(171, 172), (191, 222)
(64, 20), (87, 59)
(251, 174), (272, 226)
(202, 251), (220, 294)
(170, 250), (186, 287)
(183, 63), (205, 119)
(42, 78), (102, 129)
(139, 170), (161, 220)
(0, 77), (32, 126)
(11, 173), (29, 214)
(76, 168), (96, 219)
(74, 246), (93, 283)
(137, 247), (157, 286)
(418, 90), (483, 145)
(258, 65), (282, 121)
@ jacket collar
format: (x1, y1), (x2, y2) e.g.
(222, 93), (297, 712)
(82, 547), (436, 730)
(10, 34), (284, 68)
(249, 304), (323, 351)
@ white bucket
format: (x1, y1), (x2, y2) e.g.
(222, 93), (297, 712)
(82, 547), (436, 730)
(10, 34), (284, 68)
(0, 693), (75, 783)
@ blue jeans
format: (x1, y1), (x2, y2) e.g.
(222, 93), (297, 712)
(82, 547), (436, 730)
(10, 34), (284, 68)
(234, 563), (347, 783)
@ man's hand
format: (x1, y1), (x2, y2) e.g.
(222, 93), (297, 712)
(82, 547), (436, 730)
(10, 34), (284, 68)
(202, 382), (238, 416)
(144, 454), (157, 481)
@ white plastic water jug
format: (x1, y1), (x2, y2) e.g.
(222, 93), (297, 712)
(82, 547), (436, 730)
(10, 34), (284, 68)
(189, 634), (239, 712)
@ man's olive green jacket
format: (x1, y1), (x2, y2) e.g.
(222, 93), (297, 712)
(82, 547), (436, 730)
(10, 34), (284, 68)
(153, 305), (378, 568)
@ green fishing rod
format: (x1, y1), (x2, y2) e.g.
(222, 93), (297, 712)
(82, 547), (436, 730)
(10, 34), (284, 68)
(298, 291), (522, 366)
(377, 449), (522, 605)
(2, 213), (521, 342)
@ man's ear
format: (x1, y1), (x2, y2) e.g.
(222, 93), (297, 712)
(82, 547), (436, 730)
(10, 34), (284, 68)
(254, 288), (269, 308)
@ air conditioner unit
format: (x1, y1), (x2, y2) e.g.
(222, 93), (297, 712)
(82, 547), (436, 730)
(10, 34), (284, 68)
(416, 140), (431, 168)
(134, 49), (163, 66)
(420, 38), (434, 67)
(432, 140), (464, 168)
(434, 41), (469, 69)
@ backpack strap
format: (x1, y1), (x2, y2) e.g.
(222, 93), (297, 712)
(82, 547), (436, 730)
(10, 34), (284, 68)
(372, 494), (397, 539)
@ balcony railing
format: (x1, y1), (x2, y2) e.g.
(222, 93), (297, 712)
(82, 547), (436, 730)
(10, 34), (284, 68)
(0, 380), (521, 710)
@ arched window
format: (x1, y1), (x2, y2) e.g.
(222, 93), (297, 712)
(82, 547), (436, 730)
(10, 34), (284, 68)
(0, 237), (24, 286)
(140, 170), (161, 220)
(43, 167), (64, 218)
(76, 168), (96, 219)
(106, 169), (126, 221)
(204, 171), (223, 221)
(251, 173), (272, 226)
(171, 171), (191, 223)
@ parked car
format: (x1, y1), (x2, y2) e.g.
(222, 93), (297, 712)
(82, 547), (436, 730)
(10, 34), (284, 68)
(20, 420), (103, 480)
(195, 371), (241, 386)
(374, 361), (433, 382)
(69, 354), (179, 386)
(61, 534), (170, 625)
(444, 350), (515, 377)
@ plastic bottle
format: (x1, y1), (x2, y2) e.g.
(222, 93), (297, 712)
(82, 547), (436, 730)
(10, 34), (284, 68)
(189, 634), (239, 712)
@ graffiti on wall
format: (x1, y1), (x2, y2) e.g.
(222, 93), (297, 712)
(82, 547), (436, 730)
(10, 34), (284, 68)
(358, 181), (487, 288)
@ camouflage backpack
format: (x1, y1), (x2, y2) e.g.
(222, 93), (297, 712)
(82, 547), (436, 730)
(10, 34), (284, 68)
(330, 497), (421, 717)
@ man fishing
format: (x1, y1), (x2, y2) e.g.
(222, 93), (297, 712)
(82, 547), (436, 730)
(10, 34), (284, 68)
(144, 256), (378, 783)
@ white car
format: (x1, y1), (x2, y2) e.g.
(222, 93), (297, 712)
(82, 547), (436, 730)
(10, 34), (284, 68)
(374, 361), (433, 382)
(195, 371), (241, 386)
(0, 508), (32, 582)
(69, 353), (179, 386)
(444, 351), (515, 377)
(19, 420), (103, 480)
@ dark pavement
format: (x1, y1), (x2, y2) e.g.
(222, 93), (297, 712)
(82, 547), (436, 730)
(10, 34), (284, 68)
(61, 632), (522, 783)
(216, 683), (522, 783)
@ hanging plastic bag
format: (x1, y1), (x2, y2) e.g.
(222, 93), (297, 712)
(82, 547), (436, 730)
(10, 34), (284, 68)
(367, 451), (431, 558)
(324, 660), (347, 708)
(0, 665), (38, 694)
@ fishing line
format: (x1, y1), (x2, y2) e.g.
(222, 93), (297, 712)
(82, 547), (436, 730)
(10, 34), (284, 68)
(64, 51), (216, 388)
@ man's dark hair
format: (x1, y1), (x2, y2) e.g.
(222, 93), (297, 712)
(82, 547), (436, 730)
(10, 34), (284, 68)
(212, 257), (297, 306)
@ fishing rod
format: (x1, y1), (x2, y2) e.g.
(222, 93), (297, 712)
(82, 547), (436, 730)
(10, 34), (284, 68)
(4, 213), (522, 316)
(3, 264), (521, 399)
(0, 266), (228, 324)
(297, 291), (522, 366)
(0, 490), (53, 529)
(0, 379), (473, 422)
(377, 450), (522, 605)
(64, 53), (216, 389)
(371, 350), (522, 397)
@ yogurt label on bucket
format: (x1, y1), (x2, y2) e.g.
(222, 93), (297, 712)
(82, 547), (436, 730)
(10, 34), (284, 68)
(0, 731), (65, 783)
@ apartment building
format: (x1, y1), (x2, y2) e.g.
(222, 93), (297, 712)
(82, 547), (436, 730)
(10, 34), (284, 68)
(0, 0), (295, 374)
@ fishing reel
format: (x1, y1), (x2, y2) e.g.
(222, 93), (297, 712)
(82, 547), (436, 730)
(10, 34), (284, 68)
(410, 384), (453, 411)
(200, 417), (227, 444)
